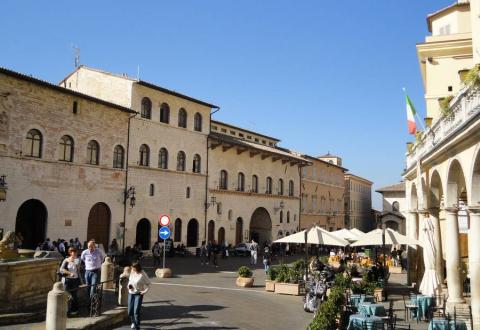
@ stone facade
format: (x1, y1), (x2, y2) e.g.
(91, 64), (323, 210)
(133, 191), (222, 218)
(344, 173), (373, 232)
(376, 182), (406, 234)
(300, 154), (347, 231)
(0, 68), (132, 249)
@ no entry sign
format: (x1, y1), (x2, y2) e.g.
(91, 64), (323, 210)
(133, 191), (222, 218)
(159, 214), (170, 227)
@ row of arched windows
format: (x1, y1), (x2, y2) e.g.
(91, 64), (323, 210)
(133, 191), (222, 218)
(279, 210), (292, 223)
(25, 129), (125, 168)
(140, 97), (203, 132)
(138, 144), (201, 173)
(219, 170), (295, 196)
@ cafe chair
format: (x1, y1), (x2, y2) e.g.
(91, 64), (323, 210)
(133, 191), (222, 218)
(403, 295), (418, 323)
(428, 294), (446, 320)
(386, 314), (397, 330)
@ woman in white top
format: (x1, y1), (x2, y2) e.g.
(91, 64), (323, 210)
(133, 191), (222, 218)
(128, 262), (151, 330)
(59, 247), (81, 315)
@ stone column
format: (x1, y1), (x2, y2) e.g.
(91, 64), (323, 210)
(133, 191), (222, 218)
(416, 210), (428, 285)
(46, 282), (68, 330)
(407, 211), (419, 286)
(444, 207), (465, 304)
(429, 207), (444, 285)
(468, 207), (480, 328)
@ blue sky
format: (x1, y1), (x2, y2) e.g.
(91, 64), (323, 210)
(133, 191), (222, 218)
(1, 0), (453, 208)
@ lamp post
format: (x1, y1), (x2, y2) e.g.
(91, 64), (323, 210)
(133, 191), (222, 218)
(382, 223), (388, 299)
(121, 186), (136, 254)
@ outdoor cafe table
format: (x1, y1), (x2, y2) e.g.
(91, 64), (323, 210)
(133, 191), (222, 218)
(347, 314), (384, 330)
(411, 294), (434, 320)
(358, 302), (387, 317)
(427, 318), (467, 330)
(350, 294), (376, 307)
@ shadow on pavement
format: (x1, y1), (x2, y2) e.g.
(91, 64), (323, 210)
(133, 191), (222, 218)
(141, 304), (226, 321)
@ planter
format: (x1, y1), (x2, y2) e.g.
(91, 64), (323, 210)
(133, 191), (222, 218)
(265, 280), (275, 292)
(274, 282), (300, 295)
(236, 276), (254, 288)
(374, 287), (384, 302)
(389, 266), (402, 274)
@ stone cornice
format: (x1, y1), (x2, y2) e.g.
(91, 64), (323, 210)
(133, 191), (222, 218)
(467, 206), (480, 214)
(443, 206), (459, 214)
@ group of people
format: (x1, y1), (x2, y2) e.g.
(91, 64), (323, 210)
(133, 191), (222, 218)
(58, 239), (150, 330)
(35, 237), (84, 257)
(200, 240), (222, 267)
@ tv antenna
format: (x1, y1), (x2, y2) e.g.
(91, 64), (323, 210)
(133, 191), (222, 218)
(72, 45), (80, 68)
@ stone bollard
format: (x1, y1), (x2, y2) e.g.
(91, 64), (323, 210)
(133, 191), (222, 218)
(101, 257), (114, 289)
(46, 282), (68, 330)
(118, 266), (131, 307)
(155, 268), (172, 278)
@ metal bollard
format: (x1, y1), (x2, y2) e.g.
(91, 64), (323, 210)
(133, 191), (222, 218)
(118, 266), (131, 306)
(101, 257), (114, 289)
(46, 282), (68, 330)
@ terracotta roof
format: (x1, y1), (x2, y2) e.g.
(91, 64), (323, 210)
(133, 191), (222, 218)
(1, 67), (136, 114)
(211, 120), (280, 142)
(376, 182), (406, 193)
(209, 132), (310, 164)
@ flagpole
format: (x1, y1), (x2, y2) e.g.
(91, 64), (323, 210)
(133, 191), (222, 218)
(402, 88), (426, 132)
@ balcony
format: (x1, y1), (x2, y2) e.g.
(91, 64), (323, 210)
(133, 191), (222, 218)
(406, 84), (480, 170)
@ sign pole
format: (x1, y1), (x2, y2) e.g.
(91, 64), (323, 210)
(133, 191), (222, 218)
(163, 238), (166, 269)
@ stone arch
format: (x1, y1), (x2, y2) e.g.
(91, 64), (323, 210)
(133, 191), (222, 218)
(207, 220), (215, 242)
(430, 170), (444, 208)
(15, 199), (48, 249)
(187, 219), (199, 247)
(384, 220), (399, 231)
(249, 207), (272, 247)
(471, 145), (480, 205)
(409, 182), (418, 211)
(445, 159), (468, 207)
(218, 227), (225, 245)
(135, 218), (151, 250)
(87, 202), (111, 249)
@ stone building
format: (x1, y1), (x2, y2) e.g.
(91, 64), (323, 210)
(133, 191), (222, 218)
(375, 182), (406, 234)
(207, 120), (309, 247)
(61, 66), (218, 250)
(344, 173), (373, 232)
(404, 0), (480, 326)
(0, 67), (134, 249)
(299, 154), (347, 231)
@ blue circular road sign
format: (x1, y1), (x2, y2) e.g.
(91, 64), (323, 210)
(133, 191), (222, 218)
(159, 226), (171, 240)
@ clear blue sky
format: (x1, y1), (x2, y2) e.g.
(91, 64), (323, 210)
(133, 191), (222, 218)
(1, 0), (453, 208)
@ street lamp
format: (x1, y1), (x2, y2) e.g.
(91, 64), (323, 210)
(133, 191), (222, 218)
(124, 186), (136, 207)
(122, 186), (136, 254)
(204, 195), (217, 209)
(0, 175), (7, 202)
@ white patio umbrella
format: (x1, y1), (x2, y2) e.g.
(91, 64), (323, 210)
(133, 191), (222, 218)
(419, 218), (441, 296)
(331, 228), (362, 242)
(274, 226), (349, 246)
(350, 228), (365, 237)
(350, 228), (421, 247)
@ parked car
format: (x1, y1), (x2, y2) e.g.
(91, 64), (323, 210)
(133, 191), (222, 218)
(232, 243), (251, 256)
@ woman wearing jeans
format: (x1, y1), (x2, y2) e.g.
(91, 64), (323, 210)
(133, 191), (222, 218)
(128, 262), (151, 330)
(60, 247), (81, 315)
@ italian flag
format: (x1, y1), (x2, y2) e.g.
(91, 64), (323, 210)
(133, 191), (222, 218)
(406, 94), (417, 134)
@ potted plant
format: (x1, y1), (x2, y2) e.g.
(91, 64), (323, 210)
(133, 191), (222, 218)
(265, 266), (277, 292)
(236, 266), (254, 288)
(439, 95), (454, 117)
(274, 264), (301, 295)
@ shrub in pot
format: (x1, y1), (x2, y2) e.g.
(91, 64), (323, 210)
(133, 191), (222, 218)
(236, 266), (254, 288)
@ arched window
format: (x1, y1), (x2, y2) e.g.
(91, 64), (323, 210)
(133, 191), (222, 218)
(59, 135), (74, 162)
(228, 210), (233, 221)
(160, 103), (170, 123)
(392, 201), (400, 212)
(149, 183), (155, 196)
(252, 175), (258, 193)
(178, 108), (187, 128)
(237, 172), (245, 191)
(87, 140), (99, 165)
(177, 151), (186, 171)
(278, 179), (284, 195)
(289, 180), (294, 197)
(194, 112), (202, 132)
(159, 148), (168, 169)
(186, 187), (191, 198)
(113, 145), (125, 168)
(266, 177), (272, 194)
(26, 129), (42, 158)
(193, 154), (201, 173)
(174, 218), (182, 242)
(139, 144), (150, 166)
(220, 170), (228, 190)
(287, 211), (290, 223)
(141, 97), (152, 119)
(280, 210), (283, 223)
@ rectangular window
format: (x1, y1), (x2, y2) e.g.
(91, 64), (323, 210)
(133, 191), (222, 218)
(254, 138), (259, 142)
(247, 135), (252, 140)
(211, 125), (217, 130)
(221, 128), (227, 133)
(239, 133), (244, 138)
(230, 130), (236, 135)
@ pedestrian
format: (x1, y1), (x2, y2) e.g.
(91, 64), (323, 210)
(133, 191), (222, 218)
(60, 247), (81, 315)
(207, 241), (212, 265)
(263, 246), (271, 273)
(250, 239), (258, 265)
(80, 239), (105, 299)
(212, 240), (219, 267)
(58, 239), (66, 257)
(200, 241), (208, 266)
(108, 239), (119, 262)
(152, 241), (161, 267)
(401, 248), (408, 270)
(127, 262), (151, 330)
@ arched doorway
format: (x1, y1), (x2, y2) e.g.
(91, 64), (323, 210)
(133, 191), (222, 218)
(136, 218), (151, 250)
(235, 218), (243, 245)
(87, 202), (111, 250)
(15, 199), (47, 249)
(384, 220), (399, 231)
(218, 227), (225, 245)
(207, 220), (215, 242)
(249, 207), (272, 247)
(187, 219), (199, 247)
(174, 218), (182, 242)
